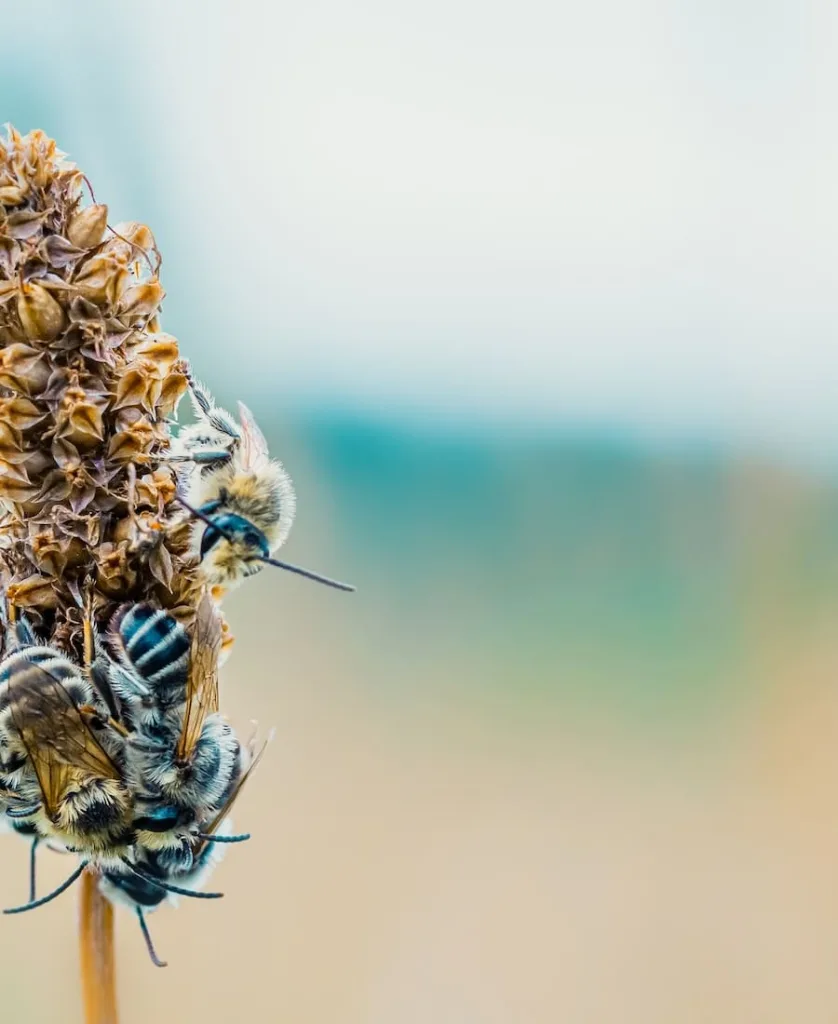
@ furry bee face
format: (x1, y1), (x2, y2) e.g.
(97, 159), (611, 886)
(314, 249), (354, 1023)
(102, 819), (231, 910)
(197, 511), (271, 587)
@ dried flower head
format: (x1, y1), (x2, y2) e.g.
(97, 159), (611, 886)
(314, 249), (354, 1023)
(0, 125), (201, 651)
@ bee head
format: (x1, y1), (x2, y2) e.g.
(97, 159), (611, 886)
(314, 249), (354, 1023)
(199, 512), (268, 561)
(179, 496), (356, 592)
(199, 512), (269, 585)
(133, 802), (193, 834)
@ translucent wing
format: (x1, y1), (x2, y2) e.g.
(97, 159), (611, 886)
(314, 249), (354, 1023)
(236, 402), (270, 471)
(195, 734), (270, 855)
(5, 661), (121, 817)
(176, 594), (222, 763)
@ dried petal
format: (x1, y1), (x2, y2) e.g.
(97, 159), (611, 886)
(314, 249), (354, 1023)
(55, 387), (105, 448)
(0, 343), (49, 393)
(119, 279), (164, 319)
(113, 365), (161, 412)
(138, 335), (180, 373)
(112, 221), (155, 252)
(0, 184), (26, 204)
(147, 541), (174, 590)
(17, 281), (66, 340)
(0, 396), (46, 431)
(158, 370), (188, 419)
(40, 233), (85, 268)
(108, 416), (155, 461)
(67, 203), (108, 248)
(95, 541), (137, 595)
(74, 253), (129, 307)
(135, 468), (177, 510)
(7, 574), (60, 608)
(6, 209), (48, 240)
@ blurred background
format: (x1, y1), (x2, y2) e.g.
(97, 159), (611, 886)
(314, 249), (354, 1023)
(4, 1), (838, 1021)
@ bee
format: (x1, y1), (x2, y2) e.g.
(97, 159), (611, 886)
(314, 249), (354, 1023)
(106, 601), (191, 733)
(0, 642), (136, 916)
(100, 735), (268, 967)
(107, 596), (247, 870)
(0, 609), (103, 901)
(171, 378), (354, 592)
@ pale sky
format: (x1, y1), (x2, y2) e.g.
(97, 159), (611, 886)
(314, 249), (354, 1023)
(4, 0), (838, 454)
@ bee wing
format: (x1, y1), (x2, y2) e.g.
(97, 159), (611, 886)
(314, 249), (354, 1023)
(236, 402), (270, 470)
(6, 663), (121, 817)
(176, 594), (222, 763)
(196, 734), (271, 854)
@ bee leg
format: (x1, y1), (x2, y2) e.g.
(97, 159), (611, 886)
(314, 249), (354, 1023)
(3, 860), (87, 915)
(28, 836), (39, 902)
(194, 831), (251, 844)
(119, 858), (224, 900)
(190, 450), (232, 466)
(159, 450), (230, 466)
(6, 803), (41, 818)
(136, 907), (168, 968)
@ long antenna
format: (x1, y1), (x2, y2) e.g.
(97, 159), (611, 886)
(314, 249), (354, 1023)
(194, 831), (251, 844)
(174, 496), (234, 539)
(4, 860), (86, 914)
(260, 555), (356, 592)
(119, 859), (223, 900)
(175, 496), (356, 592)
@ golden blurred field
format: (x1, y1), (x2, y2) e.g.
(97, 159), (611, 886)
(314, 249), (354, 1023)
(2, 442), (838, 1022)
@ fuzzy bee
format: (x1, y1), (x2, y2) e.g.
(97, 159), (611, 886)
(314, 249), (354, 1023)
(106, 596), (247, 872)
(171, 379), (354, 592)
(0, 640), (138, 913)
(100, 736), (267, 968)
(0, 608), (124, 901)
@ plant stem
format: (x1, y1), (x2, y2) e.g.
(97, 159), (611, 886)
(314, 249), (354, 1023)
(79, 869), (119, 1024)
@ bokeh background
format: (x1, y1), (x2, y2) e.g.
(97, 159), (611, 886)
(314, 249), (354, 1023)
(4, 1), (838, 1021)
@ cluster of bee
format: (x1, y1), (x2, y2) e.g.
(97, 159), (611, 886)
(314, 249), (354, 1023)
(0, 383), (354, 967)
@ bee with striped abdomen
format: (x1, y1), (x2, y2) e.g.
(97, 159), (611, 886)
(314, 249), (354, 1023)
(100, 733), (267, 967)
(107, 595), (246, 872)
(0, 638), (137, 913)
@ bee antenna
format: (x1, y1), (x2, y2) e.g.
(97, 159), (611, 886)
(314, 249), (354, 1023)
(136, 907), (168, 968)
(176, 495), (356, 591)
(174, 496), (235, 543)
(194, 831), (251, 844)
(259, 556), (356, 592)
(4, 860), (87, 914)
(119, 858), (224, 900)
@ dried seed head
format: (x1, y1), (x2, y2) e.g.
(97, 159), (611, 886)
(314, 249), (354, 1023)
(0, 126), (223, 662)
